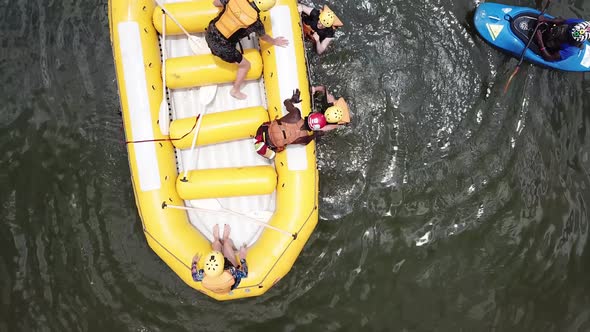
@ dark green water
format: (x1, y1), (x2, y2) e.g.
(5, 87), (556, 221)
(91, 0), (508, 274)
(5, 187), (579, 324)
(2, 0), (590, 330)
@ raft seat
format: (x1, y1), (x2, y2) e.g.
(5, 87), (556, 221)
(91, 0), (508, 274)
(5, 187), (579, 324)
(177, 166), (277, 199)
(169, 106), (269, 149)
(166, 49), (263, 89)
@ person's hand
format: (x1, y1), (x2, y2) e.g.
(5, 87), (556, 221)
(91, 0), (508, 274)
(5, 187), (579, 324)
(291, 89), (301, 103)
(537, 15), (547, 23)
(239, 244), (248, 260)
(273, 36), (289, 47)
(312, 32), (320, 42)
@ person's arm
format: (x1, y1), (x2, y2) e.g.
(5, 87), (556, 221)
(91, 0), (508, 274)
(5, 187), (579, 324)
(298, 3), (313, 15)
(535, 29), (561, 61)
(236, 259), (248, 278)
(311, 85), (325, 95)
(325, 91), (336, 104)
(191, 254), (205, 281)
(283, 89), (302, 114)
(318, 124), (341, 132)
(313, 34), (333, 55)
(212, 0), (224, 7)
(238, 245), (248, 277)
(252, 18), (288, 47)
(537, 15), (565, 25)
(260, 34), (289, 47)
(313, 85), (336, 105)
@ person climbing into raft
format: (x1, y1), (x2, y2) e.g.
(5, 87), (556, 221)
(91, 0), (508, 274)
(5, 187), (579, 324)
(191, 224), (249, 294)
(298, 3), (343, 54)
(254, 87), (350, 159)
(206, 0), (289, 100)
(534, 16), (590, 61)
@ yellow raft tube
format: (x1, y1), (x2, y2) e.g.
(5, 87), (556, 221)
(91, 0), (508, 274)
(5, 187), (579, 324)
(108, 0), (318, 300)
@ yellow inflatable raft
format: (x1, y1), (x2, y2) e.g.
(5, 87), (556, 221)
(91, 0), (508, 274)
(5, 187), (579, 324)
(108, 0), (318, 300)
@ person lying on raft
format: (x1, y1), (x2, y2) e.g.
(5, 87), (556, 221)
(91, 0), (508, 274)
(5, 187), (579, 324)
(534, 16), (590, 61)
(298, 4), (343, 55)
(191, 224), (249, 294)
(254, 88), (350, 160)
(206, 0), (289, 100)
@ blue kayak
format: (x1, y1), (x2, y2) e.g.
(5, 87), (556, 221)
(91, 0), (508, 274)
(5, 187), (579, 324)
(474, 2), (590, 72)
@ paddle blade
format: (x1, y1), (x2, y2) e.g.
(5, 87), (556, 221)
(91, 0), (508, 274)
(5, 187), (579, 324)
(199, 85), (217, 105)
(503, 66), (520, 95)
(158, 99), (170, 135)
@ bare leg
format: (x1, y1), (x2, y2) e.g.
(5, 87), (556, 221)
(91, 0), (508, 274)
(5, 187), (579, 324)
(212, 224), (222, 251)
(221, 224), (239, 267)
(230, 58), (250, 100)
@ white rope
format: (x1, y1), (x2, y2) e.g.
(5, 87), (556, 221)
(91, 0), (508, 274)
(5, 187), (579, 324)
(181, 107), (207, 179)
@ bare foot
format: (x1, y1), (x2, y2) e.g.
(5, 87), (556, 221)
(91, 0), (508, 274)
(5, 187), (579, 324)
(230, 88), (247, 100)
(223, 224), (231, 241)
(213, 224), (220, 242)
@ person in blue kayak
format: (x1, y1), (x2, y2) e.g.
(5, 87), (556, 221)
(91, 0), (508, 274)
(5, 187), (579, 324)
(298, 4), (343, 54)
(191, 224), (248, 294)
(206, 0), (289, 100)
(534, 16), (590, 61)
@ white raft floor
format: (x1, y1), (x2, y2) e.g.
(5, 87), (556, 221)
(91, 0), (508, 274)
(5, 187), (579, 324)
(164, 28), (276, 248)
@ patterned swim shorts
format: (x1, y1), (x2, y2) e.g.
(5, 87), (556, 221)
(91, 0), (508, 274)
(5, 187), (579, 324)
(205, 23), (243, 64)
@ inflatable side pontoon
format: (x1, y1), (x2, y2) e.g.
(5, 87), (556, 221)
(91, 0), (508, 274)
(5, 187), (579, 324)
(108, 0), (319, 300)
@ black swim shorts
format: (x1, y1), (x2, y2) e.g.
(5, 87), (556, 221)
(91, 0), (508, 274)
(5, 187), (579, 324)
(205, 23), (243, 64)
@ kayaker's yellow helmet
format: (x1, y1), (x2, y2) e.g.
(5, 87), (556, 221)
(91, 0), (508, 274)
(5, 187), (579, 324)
(324, 105), (343, 123)
(319, 9), (335, 28)
(251, 0), (276, 12)
(204, 251), (224, 277)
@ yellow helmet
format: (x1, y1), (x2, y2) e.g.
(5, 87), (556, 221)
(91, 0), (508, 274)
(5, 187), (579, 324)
(251, 0), (276, 12)
(203, 251), (224, 277)
(319, 9), (335, 28)
(324, 105), (343, 123)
